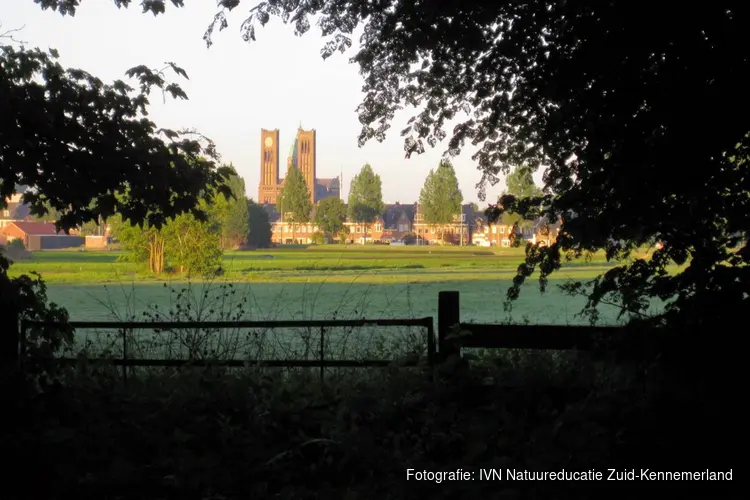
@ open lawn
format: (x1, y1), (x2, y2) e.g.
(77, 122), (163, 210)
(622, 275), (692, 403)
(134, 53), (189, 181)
(10, 245), (668, 325)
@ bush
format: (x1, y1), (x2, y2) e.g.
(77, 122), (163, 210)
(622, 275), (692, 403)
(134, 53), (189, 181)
(8, 238), (25, 250)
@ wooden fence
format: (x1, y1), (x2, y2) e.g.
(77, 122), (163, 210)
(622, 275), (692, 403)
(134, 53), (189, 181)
(435, 291), (628, 358)
(5, 290), (633, 379)
(18, 317), (435, 382)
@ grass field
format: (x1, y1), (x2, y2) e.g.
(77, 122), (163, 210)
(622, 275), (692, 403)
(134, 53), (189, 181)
(9, 245), (668, 325)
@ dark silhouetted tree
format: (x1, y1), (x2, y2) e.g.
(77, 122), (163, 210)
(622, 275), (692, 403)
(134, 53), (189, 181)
(246, 200), (272, 248)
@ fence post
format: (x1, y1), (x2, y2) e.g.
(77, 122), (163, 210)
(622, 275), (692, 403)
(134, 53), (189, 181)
(426, 317), (436, 368)
(319, 326), (325, 383)
(437, 291), (460, 361)
(122, 328), (128, 384)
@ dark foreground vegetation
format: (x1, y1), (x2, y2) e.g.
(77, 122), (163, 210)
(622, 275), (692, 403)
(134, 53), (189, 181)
(2, 329), (740, 499)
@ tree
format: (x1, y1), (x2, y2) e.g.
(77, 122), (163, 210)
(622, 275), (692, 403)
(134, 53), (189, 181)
(246, 200), (272, 248)
(162, 213), (223, 276)
(204, 165), (249, 249)
(0, 41), (229, 372)
(0, 45), (231, 230)
(277, 167), (312, 244)
(498, 166), (542, 239)
(348, 164), (385, 243)
(505, 166), (543, 200)
(111, 215), (167, 274)
(314, 197), (347, 242)
(419, 159), (463, 243)
(111, 211), (223, 276)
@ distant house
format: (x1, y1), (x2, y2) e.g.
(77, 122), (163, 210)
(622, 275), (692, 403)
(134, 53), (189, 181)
(0, 187), (32, 229)
(0, 221), (84, 250)
(530, 216), (561, 246)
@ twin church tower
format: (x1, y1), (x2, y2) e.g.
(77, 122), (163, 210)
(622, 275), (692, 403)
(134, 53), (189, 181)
(258, 126), (340, 206)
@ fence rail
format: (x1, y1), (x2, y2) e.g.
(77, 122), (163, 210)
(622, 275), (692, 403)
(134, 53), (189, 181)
(19, 317), (436, 382)
(435, 291), (630, 358)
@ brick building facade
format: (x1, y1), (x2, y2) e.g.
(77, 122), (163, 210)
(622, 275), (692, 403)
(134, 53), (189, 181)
(268, 202), (561, 247)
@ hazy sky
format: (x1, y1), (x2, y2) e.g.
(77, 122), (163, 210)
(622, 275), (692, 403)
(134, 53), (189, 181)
(3, 1), (524, 204)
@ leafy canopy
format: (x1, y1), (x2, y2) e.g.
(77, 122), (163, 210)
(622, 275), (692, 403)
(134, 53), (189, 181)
(203, 164), (250, 249)
(419, 159), (463, 226)
(348, 164), (385, 225)
(246, 200), (272, 248)
(505, 167), (543, 201)
(38, 1), (750, 328)
(278, 166), (312, 224)
(315, 196), (347, 238)
(1, 37), (229, 373)
(1, 45), (231, 231)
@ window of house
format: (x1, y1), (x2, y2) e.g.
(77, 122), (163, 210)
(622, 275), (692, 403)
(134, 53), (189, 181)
(502, 240), (510, 248)
(375, 224), (382, 232)
(491, 225), (497, 234)
(2, 210), (8, 217)
(500, 226), (505, 234)
(430, 227), (435, 234)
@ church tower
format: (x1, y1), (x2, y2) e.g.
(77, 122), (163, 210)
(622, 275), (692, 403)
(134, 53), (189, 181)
(296, 126), (317, 205)
(258, 128), (280, 204)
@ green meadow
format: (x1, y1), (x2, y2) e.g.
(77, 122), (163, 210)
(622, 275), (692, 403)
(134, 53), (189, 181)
(9, 245), (667, 325)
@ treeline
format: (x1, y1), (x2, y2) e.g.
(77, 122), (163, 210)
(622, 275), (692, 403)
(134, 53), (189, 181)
(107, 165), (271, 276)
(280, 160), (466, 243)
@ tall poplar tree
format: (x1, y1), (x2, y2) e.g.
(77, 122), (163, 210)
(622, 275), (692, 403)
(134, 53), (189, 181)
(347, 164), (385, 243)
(419, 159), (463, 242)
(278, 167), (312, 244)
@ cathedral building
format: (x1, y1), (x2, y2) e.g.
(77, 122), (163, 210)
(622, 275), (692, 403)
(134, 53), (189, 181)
(257, 126), (340, 206)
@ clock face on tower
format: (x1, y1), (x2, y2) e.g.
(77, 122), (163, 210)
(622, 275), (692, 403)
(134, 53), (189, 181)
(264, 136), (273, 148)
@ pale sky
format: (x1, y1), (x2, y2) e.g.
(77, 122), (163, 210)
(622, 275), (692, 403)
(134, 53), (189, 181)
(3, 0), (523, 205)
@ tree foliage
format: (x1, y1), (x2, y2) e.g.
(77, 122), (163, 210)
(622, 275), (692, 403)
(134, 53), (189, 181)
(112, 215), (167, 274)
(111, 211), (222, 276)
(203, 164), (249, 250)
(162, 213), (223, 276)
(278, 166), (312, 243)
(1, 45), (231, 230)
(278, 167), (312, 224)
(314, 196), (347, 241)
(419, 159), (463, 226)
(505, 166), (543, 200)
(1, 40), (229, 375)
(347, 164), (385, 226)
(246, 200), (272, 248)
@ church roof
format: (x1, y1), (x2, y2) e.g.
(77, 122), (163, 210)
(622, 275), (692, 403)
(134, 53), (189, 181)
(288, 137), (298, 159)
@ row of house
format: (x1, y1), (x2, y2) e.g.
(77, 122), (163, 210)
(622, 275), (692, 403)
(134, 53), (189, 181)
(263, 202), (561, 247)
(1, 186), (111, 250)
